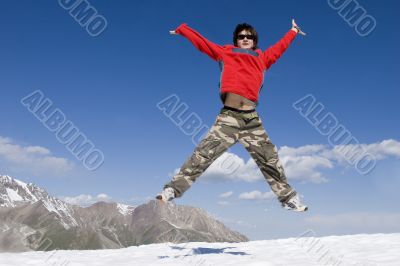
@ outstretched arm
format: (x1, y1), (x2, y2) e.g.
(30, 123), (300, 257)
(170, 23), (224, 61)
(263, 19), (304, 69)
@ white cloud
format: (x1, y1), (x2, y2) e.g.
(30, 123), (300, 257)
(361, 139), (400, 159)
(238, 190), (275, 201)
(219, 191), (234, 198)
(177, 139), (400, 184)
(25, 146), (50, 155)
(61, 193), (113, 207)
(200, 148), (332, 184)
(281, 138), (400, 183)
(202, 152), (262, 182)
(0, 136), (74, 176)
(279, 146), (334, 183)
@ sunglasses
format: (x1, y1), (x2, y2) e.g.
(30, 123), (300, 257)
(237, 34), (254, 40)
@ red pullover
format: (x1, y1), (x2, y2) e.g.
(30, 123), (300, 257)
(175, 23), (297, 105)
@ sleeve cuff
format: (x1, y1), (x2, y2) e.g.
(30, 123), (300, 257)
(289, 29), (298, 36)
(175, 23), (188, 34)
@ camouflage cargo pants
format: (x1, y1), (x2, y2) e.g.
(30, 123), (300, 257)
(164, 106), (296, 204)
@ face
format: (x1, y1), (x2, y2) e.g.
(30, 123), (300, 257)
(237, 30), (254, 49)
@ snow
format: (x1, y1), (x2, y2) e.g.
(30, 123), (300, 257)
(5, 188), (24, 202)
(1, 175), (78, 229)
(41, 198), (78, 229)
(116, 203), (134, 216)
(0, 175), (12, 183)
(15, 179), (39, 202)
(39, 194), (80, 229)
(0, 175), (38, 207)
(0, 233), (399, 266)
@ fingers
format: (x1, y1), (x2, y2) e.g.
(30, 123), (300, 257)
(169, 30), (177, 35)
(298, 30), (306, 36)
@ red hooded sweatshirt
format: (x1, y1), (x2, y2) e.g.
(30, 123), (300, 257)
(175, 23), (297, 106)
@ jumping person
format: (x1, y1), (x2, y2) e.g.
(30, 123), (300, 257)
(156, 19), (308, 212)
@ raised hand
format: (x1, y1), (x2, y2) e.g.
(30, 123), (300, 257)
(291, 19), (306, 36)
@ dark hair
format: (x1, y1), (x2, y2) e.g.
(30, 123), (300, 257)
(233, 23), (258, 50)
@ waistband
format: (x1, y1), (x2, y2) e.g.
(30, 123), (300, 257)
(222, 105), (256, 113)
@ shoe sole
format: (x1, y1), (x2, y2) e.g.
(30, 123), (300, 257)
(289, 206), (308, 212)
(296, 206), (308, 212)
(283, 204), (308, 212)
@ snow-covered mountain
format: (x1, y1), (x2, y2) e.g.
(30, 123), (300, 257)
(0, 174), (49, 207)
(0, 175), (78, 229)
(0, 175), (248, 252)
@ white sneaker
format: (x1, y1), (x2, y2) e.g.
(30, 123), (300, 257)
(282, 193), (308, 212)
(155, 187), (175, 202)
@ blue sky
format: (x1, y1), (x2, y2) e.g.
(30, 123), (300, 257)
(0, 0), (399, 240)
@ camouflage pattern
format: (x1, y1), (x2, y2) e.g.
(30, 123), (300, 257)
(164, 107), (296, 203)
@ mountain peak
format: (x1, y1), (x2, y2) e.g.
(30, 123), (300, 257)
(0, 174), (13, 184)
(117, 202), (135, 216)
(0, 174), (78, 229)
(0, 174), (37, 207)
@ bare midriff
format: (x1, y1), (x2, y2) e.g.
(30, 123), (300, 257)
(223, 92), (256, 110)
